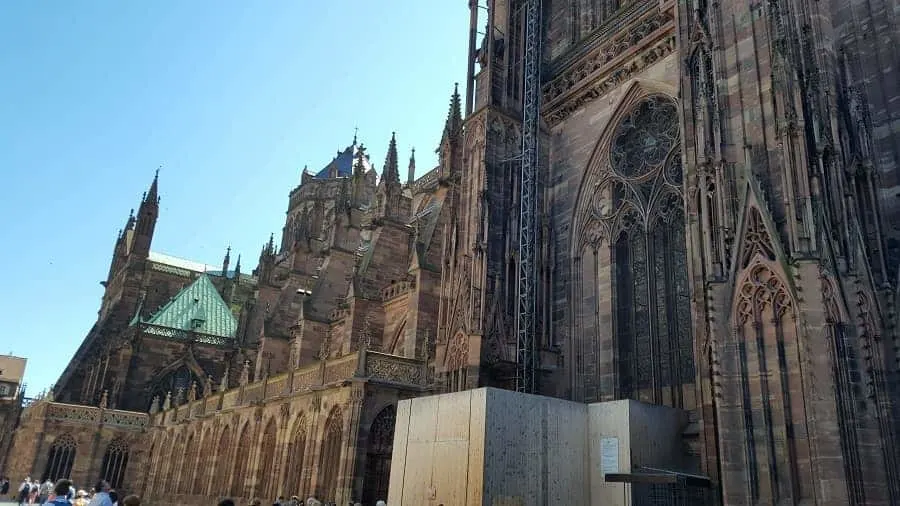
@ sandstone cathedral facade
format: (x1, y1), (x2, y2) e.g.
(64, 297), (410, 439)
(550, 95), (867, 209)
(4, 0), (900, 505)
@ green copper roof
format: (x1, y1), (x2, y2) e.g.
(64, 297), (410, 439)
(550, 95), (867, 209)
(145, 274), (237, 338)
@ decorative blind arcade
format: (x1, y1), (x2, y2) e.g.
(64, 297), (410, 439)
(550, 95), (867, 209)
(608, 96), (694, 407)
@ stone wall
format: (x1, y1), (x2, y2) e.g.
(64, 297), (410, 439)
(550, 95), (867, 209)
(144, 349), (429, 505)
(4, 401), (149, 494)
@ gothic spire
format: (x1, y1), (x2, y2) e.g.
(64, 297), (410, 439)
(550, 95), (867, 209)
(266, 233), (275, 254)
(444, 83), (462, 137)
(133, 169), (160, 258)
(382, 132), (400, 184)
(234, 254), (242, 277)
(407, 147), (416, 185)
(222, 246), (231, 274)
(354, 145), (367, 177)
(144, 168), (160, 204)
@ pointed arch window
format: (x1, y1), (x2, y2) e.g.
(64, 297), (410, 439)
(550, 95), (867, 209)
(257, 419), (278, 500)
(317, 407), (344, 502)
(283, 416), (307, 497)
(100, 438), (129, 489)
(214, 426), (232, 494)
(605, 96), (695, 407)
(43, 434), (77, 481)
(230, 424), (252, 498)
(151, 365), (202, 408)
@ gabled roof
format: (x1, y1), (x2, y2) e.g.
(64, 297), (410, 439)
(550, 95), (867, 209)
(144, 274), (237, 338)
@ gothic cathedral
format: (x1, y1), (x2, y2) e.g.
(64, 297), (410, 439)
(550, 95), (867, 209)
(4, 1), (900, 505)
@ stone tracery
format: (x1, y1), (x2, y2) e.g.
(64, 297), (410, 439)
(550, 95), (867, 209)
(575, 93), (695, 407)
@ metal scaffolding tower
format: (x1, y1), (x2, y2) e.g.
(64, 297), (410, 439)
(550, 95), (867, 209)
(516, 0), (541, 394)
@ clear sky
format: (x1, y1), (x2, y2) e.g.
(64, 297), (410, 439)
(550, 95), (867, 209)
(0, 1), (469, 396)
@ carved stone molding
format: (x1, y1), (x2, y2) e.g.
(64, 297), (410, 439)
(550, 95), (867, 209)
(544, 35), (677, 126)
(543, 9), (675, 123)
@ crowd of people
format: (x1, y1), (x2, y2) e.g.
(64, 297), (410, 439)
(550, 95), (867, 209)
(0, 478), (139, 506)
(1, 476), (388, 506)
(217, 497), (387, 506)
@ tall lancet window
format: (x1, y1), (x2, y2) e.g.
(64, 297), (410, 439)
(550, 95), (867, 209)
(609, 96), (694, 407)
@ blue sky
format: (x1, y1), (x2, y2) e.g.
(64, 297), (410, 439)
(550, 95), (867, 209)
(0, 1), (469, 396)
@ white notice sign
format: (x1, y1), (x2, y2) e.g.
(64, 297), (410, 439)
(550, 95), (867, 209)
(600, 437), (619, 475)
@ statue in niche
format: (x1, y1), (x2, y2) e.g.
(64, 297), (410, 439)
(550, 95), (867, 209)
(239, 360), (251, 386)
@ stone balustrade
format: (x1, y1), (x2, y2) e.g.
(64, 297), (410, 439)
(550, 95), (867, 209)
(21, 400), (148, 430)
(410, 167), (439, 193)
(151, 350), (428, 426)
(141, 323), (233, 347)
(381, 280), (415, 302)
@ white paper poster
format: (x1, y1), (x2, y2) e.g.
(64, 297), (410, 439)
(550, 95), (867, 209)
(600, 437), (619, 475)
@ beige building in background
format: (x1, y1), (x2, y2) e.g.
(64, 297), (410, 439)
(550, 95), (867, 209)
(0, 355), (26, 400)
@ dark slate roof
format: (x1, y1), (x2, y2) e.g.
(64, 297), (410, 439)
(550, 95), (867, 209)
(313, 142), (373, 179)
(144, 274), (237, 338)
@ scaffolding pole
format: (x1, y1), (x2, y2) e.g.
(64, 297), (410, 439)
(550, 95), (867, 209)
(516, 0), (541, 394)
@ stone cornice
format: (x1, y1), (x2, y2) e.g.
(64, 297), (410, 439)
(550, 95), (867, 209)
(542, 7), (676, 126)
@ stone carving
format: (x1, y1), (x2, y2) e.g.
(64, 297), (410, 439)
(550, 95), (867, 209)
(220, 366), (229, 391)
(446, 333), (468, 371)
(544, 9), (674, 103)
(735, 264), (793, 325)
(99, 390), (108, 409)
(280, 402), (290, 419)
(187, 382), (197, 402)
(545, 36), (677, 125)
(46, 404), (101, 423)
(163, 391), (172, 410)
(149, 395), (160, 414)
(102, 410), (149, 429)
(367, 353), (425, 385)
(739, 208), (777, 268)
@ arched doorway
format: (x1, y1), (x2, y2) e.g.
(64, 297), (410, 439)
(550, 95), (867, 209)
(362, 405), (396, 505)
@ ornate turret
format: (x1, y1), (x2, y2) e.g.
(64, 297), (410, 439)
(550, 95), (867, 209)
(256, 234), (276, 283)
(377, 132), (404, 218)
(439, 85), (463, 179)
(444, 83), (463, 139)
(407, 148), (416, 185)
(382, 132), (400, 185)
